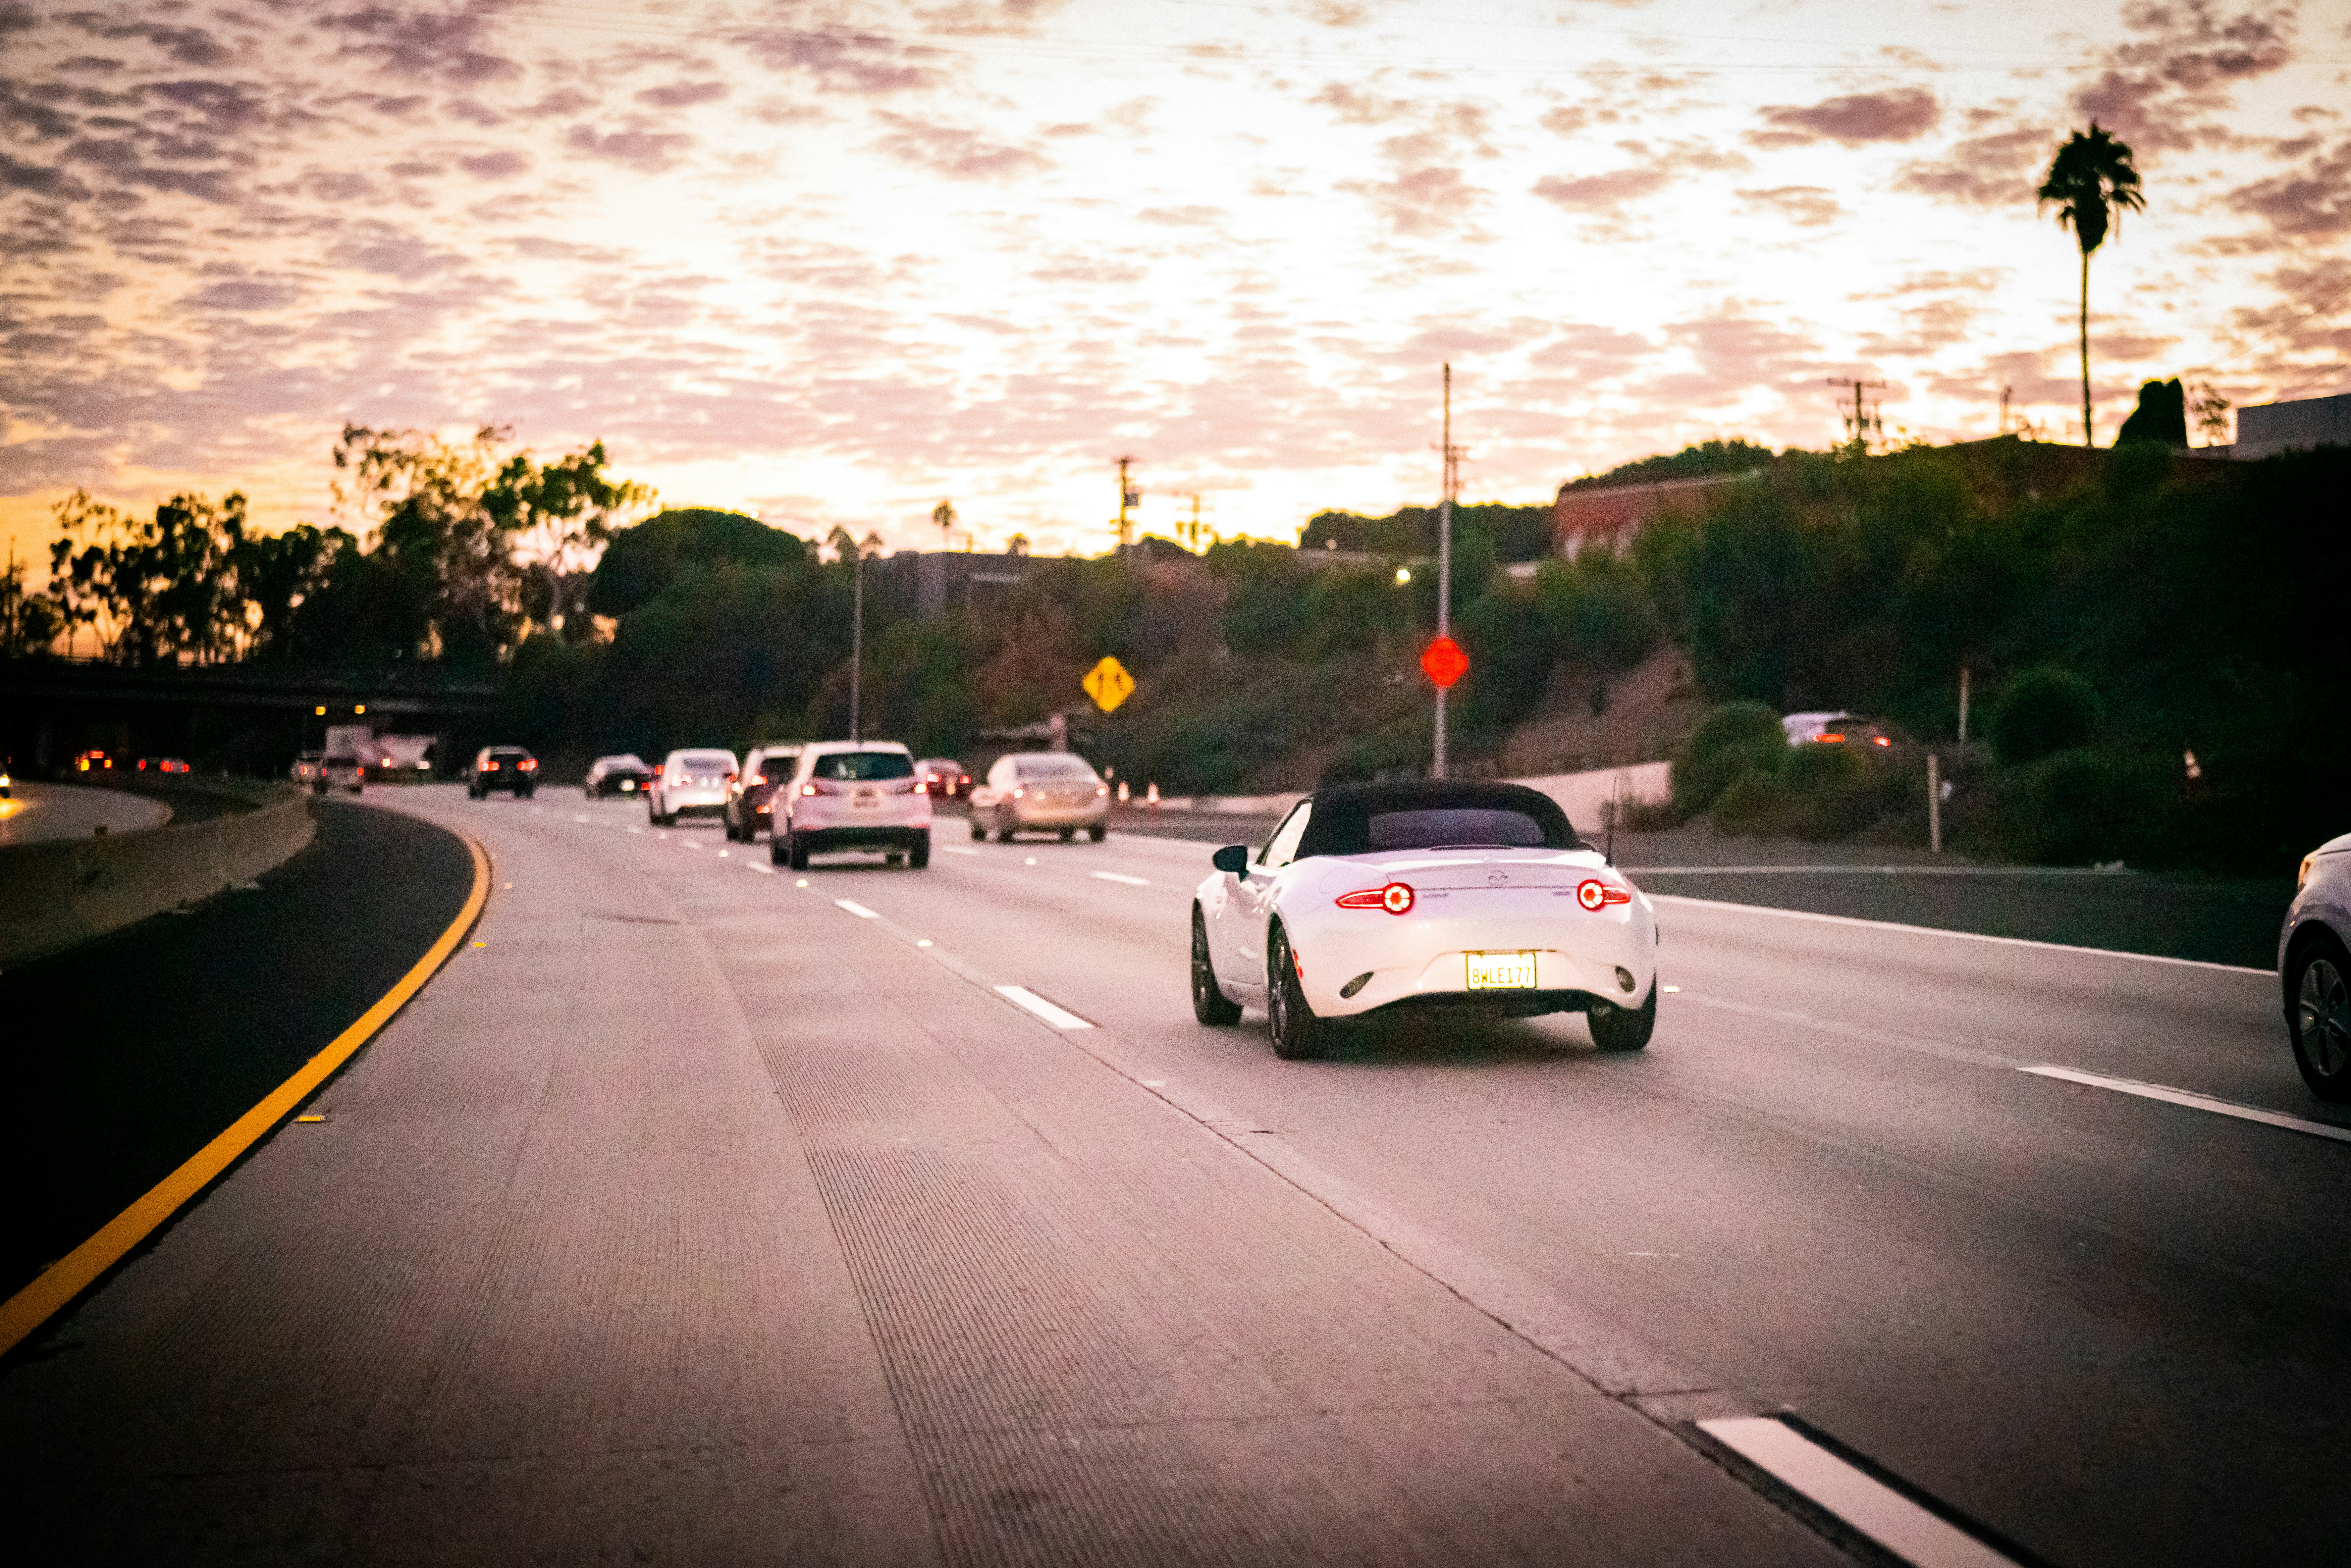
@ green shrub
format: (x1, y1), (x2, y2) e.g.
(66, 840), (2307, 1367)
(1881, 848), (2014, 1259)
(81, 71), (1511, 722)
(1710, 768), (1795, 837)
(1991, 666), (2100, 764)
(2020, 748), (2130, 864)
(1672, 700), (1786, 815)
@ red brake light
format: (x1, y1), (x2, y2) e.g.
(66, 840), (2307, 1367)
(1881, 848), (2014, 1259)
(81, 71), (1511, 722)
(520, 759), (537, 770)
(1817, 733), (1843, 744)
(1012, 786), (1025, 798)
(484, 761), (498, 770)
(1336, 882), (1415, 915)
(1873, 735), (1891, 747)
(914, 780), (927, 794)
(748, 773), (765, 786)
(1095, 783), (1108, 796)
(800, 782), (817, 796)
(1577, 878), (1632, 911)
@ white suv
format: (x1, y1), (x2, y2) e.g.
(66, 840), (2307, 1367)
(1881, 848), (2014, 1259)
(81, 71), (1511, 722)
(649, 748), (737, 826)
(773, 741), (931, 870)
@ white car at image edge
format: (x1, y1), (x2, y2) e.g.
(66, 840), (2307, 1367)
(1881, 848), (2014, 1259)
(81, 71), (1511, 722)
(774, 741), (932, 870)
(1192, 779), (1658, 1060)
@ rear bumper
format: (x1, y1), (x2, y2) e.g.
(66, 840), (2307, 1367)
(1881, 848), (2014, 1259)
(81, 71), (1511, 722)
(1003, 800), (1109, 829)
(793, 824), (930, 852)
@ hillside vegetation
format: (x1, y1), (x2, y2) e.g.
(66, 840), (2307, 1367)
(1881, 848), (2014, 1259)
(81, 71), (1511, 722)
(503, 438), (2347, 873)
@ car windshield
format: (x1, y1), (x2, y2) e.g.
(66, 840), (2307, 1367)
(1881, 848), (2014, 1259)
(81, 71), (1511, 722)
(675, 752), (733, 771)
(814, 751), (913, 780)
(489, 749), (530, 761)
(1016, 755), (1098, 780)
(1298, 784), (1580, 858)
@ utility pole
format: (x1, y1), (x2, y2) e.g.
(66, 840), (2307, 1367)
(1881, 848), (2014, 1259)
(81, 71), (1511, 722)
(1434, 362), (1461, 780)
(1826, 377), (1889, 452)
(1998, 386), (2012, 437)
(1115, 456), (1139, 554)
(846, 530), (880, 741)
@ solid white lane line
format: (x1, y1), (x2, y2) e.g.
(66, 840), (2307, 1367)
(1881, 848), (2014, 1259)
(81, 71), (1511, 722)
(752, 864), (775, 874)
(835, 899), (881, 920)
(941, 845), (980, 856)
(994, 985), (1093, 1029)
(1091, 870), (1149, 886)
(2021, 1064), (2351, 1145)
(1647, 893), (2270, 976)
(1697, 1418), (2022, 1568)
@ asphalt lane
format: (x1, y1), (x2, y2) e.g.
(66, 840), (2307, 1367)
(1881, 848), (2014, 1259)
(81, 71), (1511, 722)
(0, 797), (474, 1299)
(6, 789), (2344, 1566)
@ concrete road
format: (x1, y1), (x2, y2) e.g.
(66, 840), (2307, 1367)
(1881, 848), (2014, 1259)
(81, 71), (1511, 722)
(4, 785), (2342, 1567)
(0, 779), (171, 845)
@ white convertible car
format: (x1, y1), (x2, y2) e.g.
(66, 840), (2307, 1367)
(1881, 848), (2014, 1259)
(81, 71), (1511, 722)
(1191, 780), (1659, 1059)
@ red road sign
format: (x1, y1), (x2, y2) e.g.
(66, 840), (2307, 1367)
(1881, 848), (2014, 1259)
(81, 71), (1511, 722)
(1420, 635), (1469, 689)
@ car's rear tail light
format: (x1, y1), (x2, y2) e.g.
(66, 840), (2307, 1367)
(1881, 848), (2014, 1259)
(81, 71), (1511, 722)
(1577, 878), (1632, 911)
(1336, 882), (1415, 915)
(484, 761), (499, 770)
(1095, 783), (1108, 796)
(1011, 786), (1025, 799)
(520, 759), (537, 770)
(1872, 735), (1891, 747)
(748, 773), (765, 787)
(1816, 733), (1843, 744)
(913, 780), (927, 793)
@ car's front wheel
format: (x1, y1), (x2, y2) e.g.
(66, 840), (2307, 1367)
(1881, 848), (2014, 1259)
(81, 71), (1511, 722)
(2289, 934), (2351, 1101)
(1267, 924), (1326, 1060)
(1192, 907), (1241, 1026)
(1588, 985), (1657, 1053)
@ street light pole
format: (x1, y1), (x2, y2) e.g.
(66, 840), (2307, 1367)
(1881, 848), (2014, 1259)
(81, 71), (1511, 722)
(1434, 362), (1453, 780)
(849, 541), (864, 743)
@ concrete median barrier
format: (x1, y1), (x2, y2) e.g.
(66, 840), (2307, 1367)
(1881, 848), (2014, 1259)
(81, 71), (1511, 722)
(0, 783), (315, 969)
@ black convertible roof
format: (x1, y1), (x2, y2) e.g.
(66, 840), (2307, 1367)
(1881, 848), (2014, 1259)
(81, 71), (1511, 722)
(1295, 779), (1583, 858)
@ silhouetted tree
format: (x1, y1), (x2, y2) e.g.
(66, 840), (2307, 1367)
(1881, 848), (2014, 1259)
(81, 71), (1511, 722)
(2038, 123), (2144, 447)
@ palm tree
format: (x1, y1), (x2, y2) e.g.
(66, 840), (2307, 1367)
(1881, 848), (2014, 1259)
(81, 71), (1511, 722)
(2038, 122), (2144, 447)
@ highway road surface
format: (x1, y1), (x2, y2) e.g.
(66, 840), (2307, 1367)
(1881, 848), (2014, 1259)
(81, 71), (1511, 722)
(3, 785), (2344, 1567)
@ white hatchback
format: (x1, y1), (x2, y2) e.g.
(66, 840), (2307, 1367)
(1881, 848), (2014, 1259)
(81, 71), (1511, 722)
(774, 741), (932, 870)
(1192, 779), (1658, 1060)
(649, 748), (737, 825)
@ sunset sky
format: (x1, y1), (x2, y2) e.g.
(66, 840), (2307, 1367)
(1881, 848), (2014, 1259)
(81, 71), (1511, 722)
(3, 0), (2347, 566)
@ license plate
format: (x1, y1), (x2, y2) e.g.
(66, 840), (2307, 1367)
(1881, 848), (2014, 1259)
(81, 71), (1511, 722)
(854, 789), (880, 809)
(1465, 951), (1537, 989)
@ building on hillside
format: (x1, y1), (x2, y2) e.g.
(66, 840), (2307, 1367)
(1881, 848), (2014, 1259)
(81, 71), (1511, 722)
(2231, 390), (2351, 460)
(1550, 471), (1757, 558)
(871, 550), (1037, 622)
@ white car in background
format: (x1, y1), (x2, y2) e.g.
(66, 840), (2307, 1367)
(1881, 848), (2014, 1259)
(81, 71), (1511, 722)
(1191, 780), (1659, 1060)
(968, 751), (1111, 842)
(648, 748), (737, 826)
(773, 741), (931, 870)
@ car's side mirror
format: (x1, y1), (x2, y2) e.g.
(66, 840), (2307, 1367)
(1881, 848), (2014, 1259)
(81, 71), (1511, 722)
(1211, 845), (1249, 875)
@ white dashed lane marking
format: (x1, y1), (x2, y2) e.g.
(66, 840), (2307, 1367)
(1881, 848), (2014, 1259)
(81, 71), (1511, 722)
(2021, 1064), (2351, 1146)
(994, 985), (1093, 1030)
(835, 899), (881, 920)
(1091, 871), (1149, 886)
(1698, 1417), (2023, 1568)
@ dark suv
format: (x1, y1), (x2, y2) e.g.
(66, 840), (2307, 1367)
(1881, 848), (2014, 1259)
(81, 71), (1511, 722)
(725, 743), (803, 842)
(468, 745), (538, 799)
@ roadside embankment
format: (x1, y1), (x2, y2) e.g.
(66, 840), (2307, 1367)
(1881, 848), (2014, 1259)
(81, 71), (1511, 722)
(0, 779), (315, 969)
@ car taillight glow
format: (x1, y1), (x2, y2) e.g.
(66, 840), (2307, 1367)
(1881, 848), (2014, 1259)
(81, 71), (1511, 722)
(484, 761), (499, 770)
(800, 782), (817, 795)
(914, 780), (927, 793)
(1335, 882), (1415, 915)
(520, 759), (537, 770)
(748, 773), (765, 786)
(1095, 783), (1108, 796)
(1012, 786), (1025, 798)
(1872, 735), (1891, 747)
(1815, 733), (1843, 744)
(1577, 878), (1632, 911)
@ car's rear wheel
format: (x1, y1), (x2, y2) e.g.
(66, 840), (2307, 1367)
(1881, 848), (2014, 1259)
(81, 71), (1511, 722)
(2289, 934), (2351, 1101)
(909, 831), (930, 869)
(1267, 925), (1326, 1060)
(969, 815), (986, 840)
(1059, 827), (1075, 843)
(1588, 985), (1657, 1053)
(769, 832), (787, 866)
(787, 832), (811, 872)
(995, 824), (1017, 844)
(1089, 824), (1106, 843)
(1192, 907), (1241, 1026)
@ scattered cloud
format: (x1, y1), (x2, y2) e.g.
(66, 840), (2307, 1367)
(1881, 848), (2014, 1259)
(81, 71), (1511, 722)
(1530, 165), (1668, 212)
(1340, 164), (1484, 237)
(1737, 185), (1840, 227)
(1895, 125), (2049, 207)
(2226, 134), (2351, 237)
(565, 124), (697, 172)
(1752, 88), (1939, 148)
(869, 112), (1050, 179)
(637, 80), (731, 110)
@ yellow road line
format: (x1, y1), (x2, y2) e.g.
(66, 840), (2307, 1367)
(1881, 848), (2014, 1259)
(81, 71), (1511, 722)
(0, 832), (490, 1359)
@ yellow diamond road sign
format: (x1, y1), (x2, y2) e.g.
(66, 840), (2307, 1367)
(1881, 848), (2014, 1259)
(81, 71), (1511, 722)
(1082, 656), (1135, 713)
